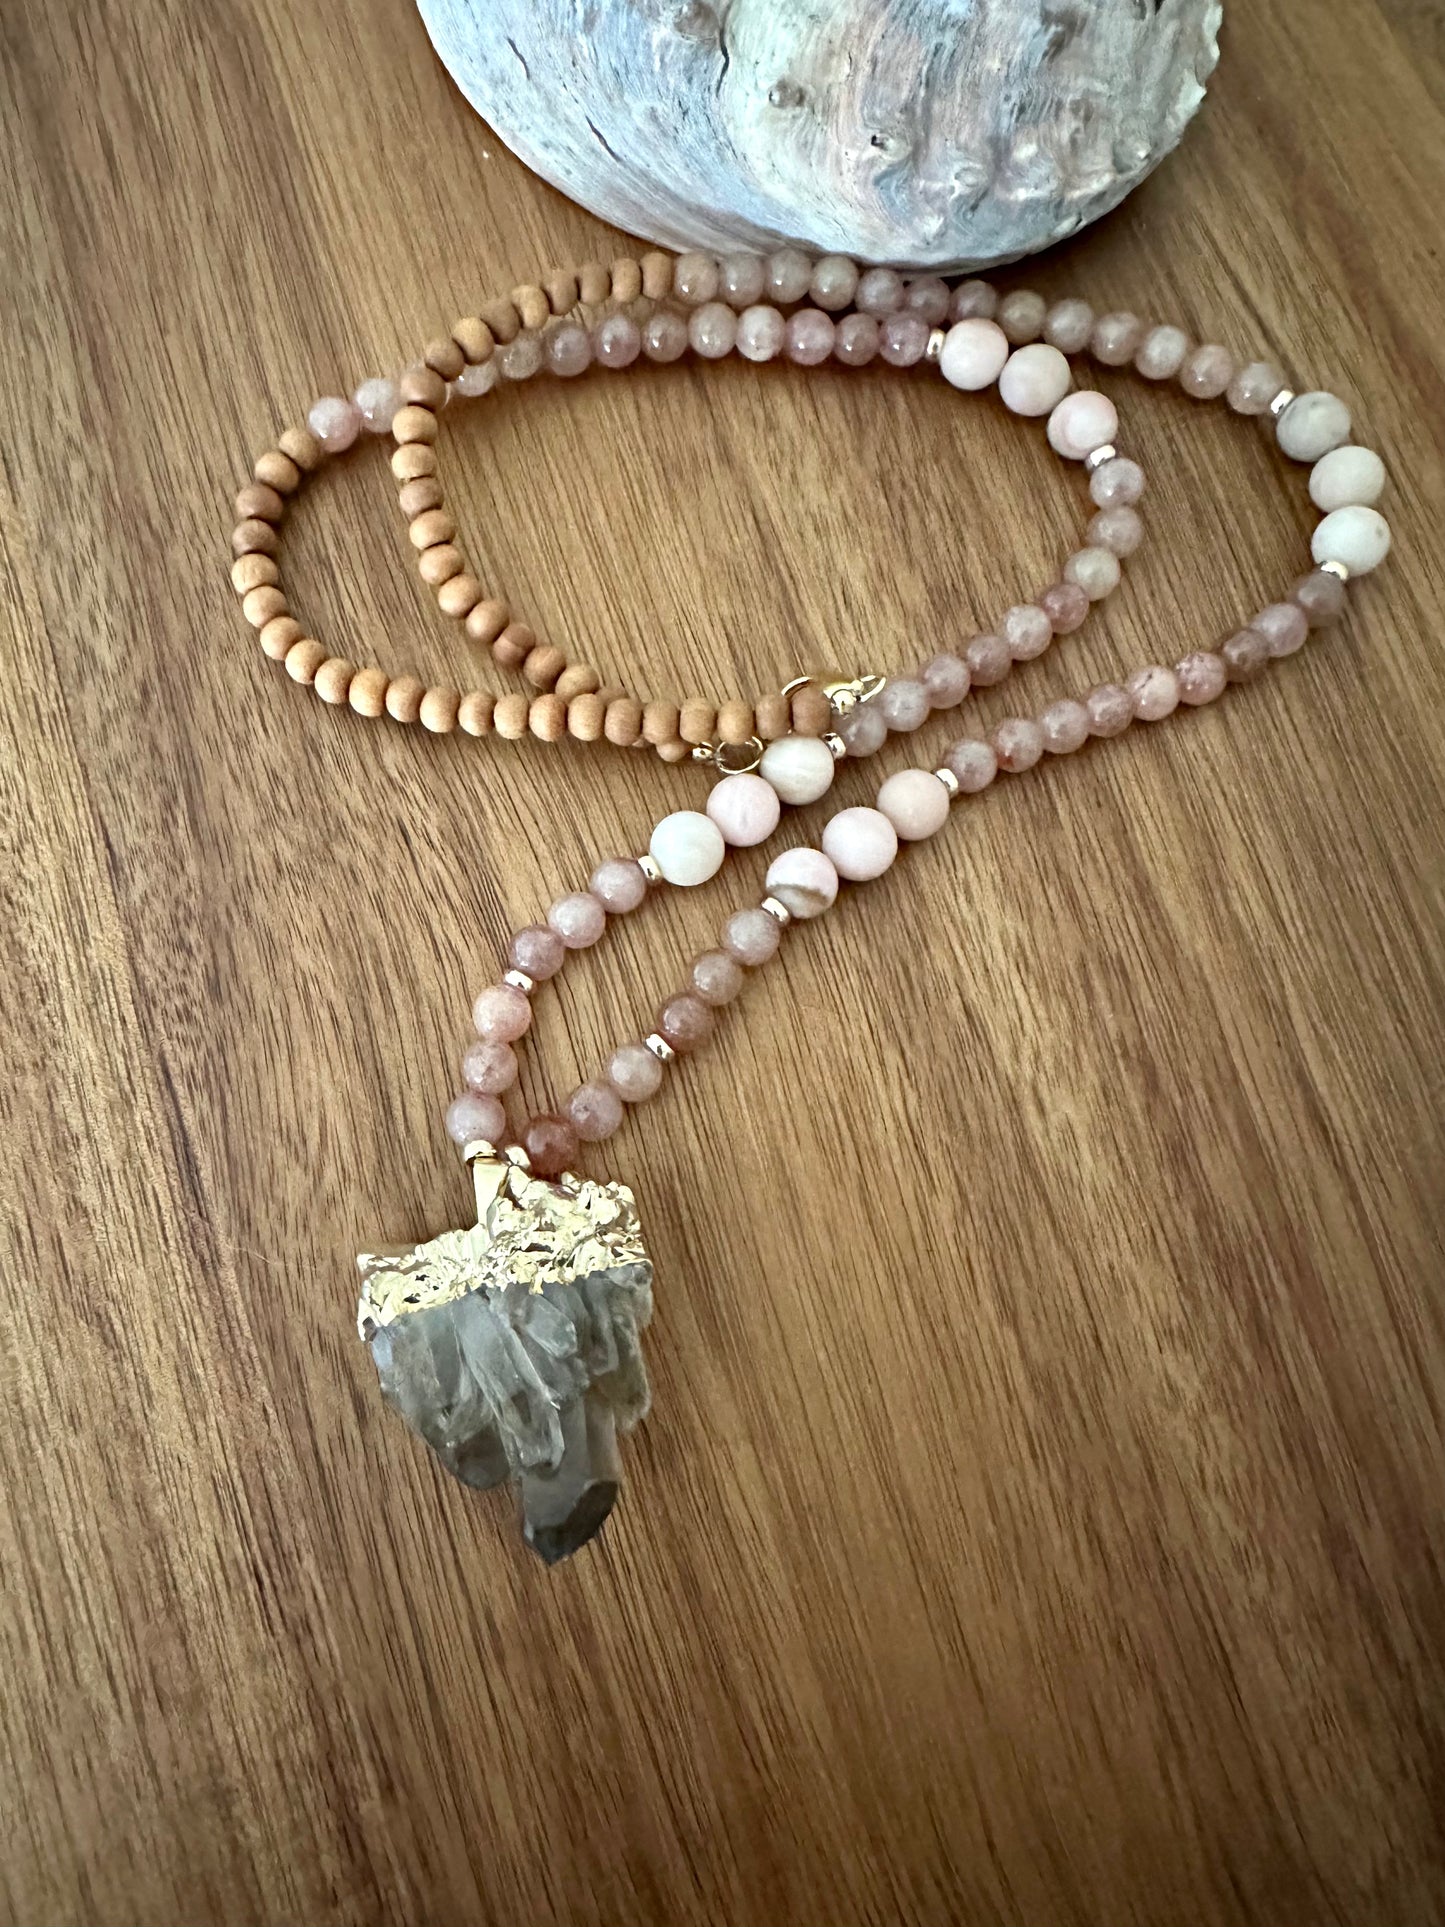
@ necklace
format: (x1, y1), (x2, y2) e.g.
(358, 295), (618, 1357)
(230, 247), (1391, 1564)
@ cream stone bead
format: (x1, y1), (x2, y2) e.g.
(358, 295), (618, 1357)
(706, 773), (781, 847)
(939, 319), (1009, 392)
(1046, 390), (1118, 460)
(1308, 446), (1386, 512)
(1311, 505), (1391, 575)
(764, 847), (838, 919)
(822, 807), (898, 881)
(998, 343), (1071, 417)
(650, 810), (726, 885)
(876, 769), (951, 840)
(759, 733), (836, 805)
(1277, 390), (1351, 462)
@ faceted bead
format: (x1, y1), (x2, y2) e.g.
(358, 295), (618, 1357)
(547, 892), (607, 948)
(920, 653), (970, 707)
(658, 993), (715, 1053)
(759, 734), (835, 804)
(589, 858), (648, 914)
(608, 1042), (663, 1102)
(944, 739), (998, 791)
(1087, 506), (1144, 557)
(877, 769), (950, 839)
(462, 1039), (518, 1095)
(1039, 699), (1090, 754)
(1039, 581), (1089, 633)
(992, 719), (1044, 772)
(568, 1081), (623, 1143)
(1085, 683), (1134, 737)
(1175, 652), (1228, 704)
(473, 982), (532, 1043)
(1002, 604), (1052, 660)
(821, 806), (898, 881)
(691, 950), (745, 1005)
(1128, 665), (1181, 719)
(1292, 569), (1347, 627)
(522, 1113), (579, 1177)
(965, 633), (1012, 685)
(509, 925), (566, 980)
(707, 773), (781, 847)
(1064, 547), (1121, 601)
(723, 907), (781, 966)
(877, 678), (929, 732)
(650, 810), (726, 886)
(445, 1091), (505, 1148)
(1250, 603), (1309, 658)
(1221, 629), (1271, 683)
(765, 847), (839, 918)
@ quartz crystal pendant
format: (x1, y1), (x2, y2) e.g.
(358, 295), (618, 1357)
(357, 1147), (653, 1564)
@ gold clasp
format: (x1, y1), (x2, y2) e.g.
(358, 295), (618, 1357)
(692, 735), (765, 775)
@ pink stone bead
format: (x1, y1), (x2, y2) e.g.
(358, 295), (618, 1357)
(1292, 569), (1347, 627)
(920, 653), (970, 708)
(1228, 360), (1286, 415)
(992, 718), (1044, 773)
(856, 266), (905, 315)
(950, 279), (998, 321)
(445, 1090), (504, 1149)
(785, 309), (835, 365)
(1175, 652), (1228, 705)
(1085, 683), (1134, 737)
(593, 313), (642, 368)
(589, 857), (649, 913)
(509, 924), (566, 981)
(879, 311), (930, 367)
(839, 702), (888, 755)
(822, 806), (899, 882)
(1180, 343), (1235, 399)
(658, 992), (715, 1054)
(454, 360), (497, 398)
(904, 276), (951, 325)
(353, 376), (401, 434)
(723, 907), (782, 966)
(965, 633), (1012, 686)
(833, 313), (880, 365)
(548, 892), (607, 948)
(707, 772), (781, 847)
(999, 344), (1071, 416)
(523, 1113), (579, 1178)
(1251, 602), (1309, 657)
(719, 253), (766, 308)
(766, 249), (814, 304)
(1039, 581), (1089, 633)
(945, 739), (998, 792)
(1087, 506), (1144, 558)
(736, 304), (785, 362)
(1090, 312), (1143, 367)
(674, 251), (720, 305)
(1043, 298), (1094, 353)
(811, 255), (860, 311)
(765, 846), (838, 919)
(642, 309), (688, 362)
(1047, 390), (1119, 460)
(691, 950), (746, 1005)
(1134, 324), (1190, 381)
(307, 396), (362, 452)
(877, 768), (951, 840)
(545, 321), (592, 377)
(1039, 699), (1090, 754)
(877, 678), (929, 732)
(462, 1039), (518, 1095)
(473, 981), (533, 1043)
(1002, 604), (1053, 661)
(939, 318), (1010, 391)
(568, 1080), (624, 1143)
(689, 300), (737, 359)
(1128, 665), (1181, 721)
(1064, 546), (1121, 601)
(1089, 457), (1146, 509)
(609, 1041), (663, 1102)
(1221, 630), (1271, 683)
(998, 290), (1047, 344)
(497, 333), (543, 381)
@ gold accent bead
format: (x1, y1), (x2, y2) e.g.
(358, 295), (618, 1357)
(644, 1033), (676, 1063)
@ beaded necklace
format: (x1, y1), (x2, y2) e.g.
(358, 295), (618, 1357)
(230, 246), (1391, 1564)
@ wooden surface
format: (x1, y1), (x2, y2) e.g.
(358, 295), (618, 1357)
(3, 2), (1444, 1922)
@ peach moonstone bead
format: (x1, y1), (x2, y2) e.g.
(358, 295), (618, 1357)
(1047, 390), (1118, 460)
(822, 807), (899, 881)
(307, 396), (362, 452)
(940, 318), (1010, 391)
(706, 773), (781, 847)
(446, 1091), (505, 1148)
(764, 847), (839, 918)
(876, 769), (951, 840)
(473, 982), (532, 1042)
(998, 344), (1071, 416)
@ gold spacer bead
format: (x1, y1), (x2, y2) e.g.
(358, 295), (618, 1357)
(503, 968), (535, 994)
(636, 853), (662, 884)
(761, 896), (792, 926)
(925, 326), (946, 364)
(935, 766), (960, 797)
(823, 732), (847, 759)
(1083, 442), (1118, 473)
(1269, 388), (1297, 420)
(644, 1033), (676, 1063)
(1320, 558), (1350, 581)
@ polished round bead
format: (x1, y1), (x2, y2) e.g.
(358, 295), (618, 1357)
(839, 702), (888, 754)
(879, 311), (931, 367)
(307, 396), (361, 452)
(545, 321), (592, 377)
(1292, 569), (1347, 627)
(462, 1039), (518, 1096)
(353, 376), (401, 434)
(1002, 603), (1052, 661)
(1089, 457), (1146, 509)
(642, 310), (688, 362)
(1128, 665), (1180, 720)
(877, 769), (950, 840)
(1309, 445), (1386, 512)
(939, 319), (1010, 392)
(878, 678), (929, 733)
(998, 344), (1071, 416)
(998, 289), (1047, 344)
(1085, 683), (1134, 737)
(608, 1041), (664, 1103)
(691, 950), (745, 1005)
(658, 993), (716, 1054)
(764, 846), (839, 919)
(920, 653), (970, 707)
(785, 309), (835, 364)
(523, 1113), (579, 1178)
(1043, 298), (1094, 353)
(736, 304), (786, 361)
(833, 313), (881, 365)
(1175, 652), (1228, 705)
(473, 981), (532, 1043)
(650, 810), (726, 886)
(992, 719), (1044, 772)
(454, 358), (498, 396)
(950, 279), (998, 321)
(568, 1080), (624, 1143)
(1221, 630), (1270, 683)
(1312, 504), (1390, 574)
(497, 334), (544, 380)
(589, 857), (649, 914)
(548, 892), (607, 948)
(593, 312), (642, 368)
(674, 251), (721, 305)
(508, 925), (566, 980)
(719, 253), (766, 307)
(707, 772), (782, 847)
(1086, 506), (1144, 557)
(1250, 603), (1309, 658)
(1039, 699), (1090, 754)
(965, 633), (1012, 685)
(1179, 343), (1235, 398)
(765, 249), (814, 304)
(1091, 312), (1142, 366)
(904, 276), (951, 324)
(810, 254), (860, 311)
(823, 807), (898, 881)
(1064, 546), (1122, 600)
(856, 266), (904, 315)
(689, 301), (737, 359)
(1277, 390), (1352, 462)
(1228, 360), (1287, 415)
(1135, 324), (1190, 380)
(759, 734), (836, 804)
(445, 1091), (504, 1149)
(723, 907), (782, 967)
(1038, 581), (1089, 633)
(944, 739), (998, 791)
(1047, 390), (1118, 460)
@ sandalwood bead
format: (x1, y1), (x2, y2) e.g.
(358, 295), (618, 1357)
(457, 691), (494, 736)
(231, 553), (279, 595)
(391, 444), (437, 483)
(385, 674), (425, 722)
(284, 638), (327, 684)
(529, 693), (567, 741)
(314, 657), (354, 705)
(391, 405), (438, 445)
(420, 685), (459, 732)
(277, 426), (323, 471)
(479, 297), (521, 343)
(579, 261), (612, 305)
(400, 365), (446, 408)
(610, 258), (643, 303)
(605, 696), (644, 746)
(512, 284), (550, 331)
(755, 692), (791, 740)
(242, 584), (287, 628)
(643, 699), (681, 745)
(398, 476), (443, 518)
(409, 508), (456, 551)
(641, 250), (674, 300)
(790, 684), (832, 736)
(556, 663), (602, 701)
(679, 698), (716, 746)
(568, 692), (605, 740)
(424, 336), (465, 381)
(523, 643), (567, 689)
(253, 450), (301, 494)
(235, 481), (284, 523)
(349, 666), (389, 717)
(716, 700), (755, 745)
(493, 693), (529, 739)
(437, 573), (482, 618)
(232, 518), (279, 557)
(493, 621), (535, 671)
(465, 599), (510, 648)
(453, 316), (495, 363)
(544, 269), (580, 314)
(260, 616), (303, 660)
(419, 544), (464, 587)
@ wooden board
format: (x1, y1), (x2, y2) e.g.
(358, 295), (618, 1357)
(3, 1), (1443, 1921)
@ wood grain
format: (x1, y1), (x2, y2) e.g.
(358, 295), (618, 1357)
(3, 3), (1444, 1922)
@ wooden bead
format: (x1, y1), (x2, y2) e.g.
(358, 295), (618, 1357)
(231, 553), (279, 595)
(479, 298), (520, 344)
(457, 691), (495, 737)
(400, 366), (447, 409)
(523, 643), (567, 690)
(493, 693), (530, 739)
(464, 599), (511, 648)
(385, 674), (424, 724)
(641, 251), (674, 300)
(555, 663), (602, 701)
(529, 693), (567, 741)
(437, 573), (483, 618)
(567, 693), (605, 741)
(717, 699), (755, 745)
(420, 685), (460, 732)
(544, 270), (580, 314)
(511, 285), (550, 332)
(242, 584), (288, 629)
(578, 262), (611, 305)
(610, 258), (643, 303)
(604, 696), (644, 746)
(755, 691), (790, 740)
(253, 450), (301, 494)
(391, 444), (437, 482)
(391, 405), (438, 445)
(493, 622), (535, 671)
(260, 616), (303, 661)
(348, 666), (389, 718)
(235, 481), (284, 524)
(277, 426), (323, 471)
(424, 336), (465, 380)
(790, 684), (832, 735)
(397, 476), (443, 518)
(419, 543), (464, 587)
(313, 657), (355, 706)
(453, 316), (495, 364)
(642, 699), (680, 745)
(232, 518), (279, 557)
(656, 739), (691, 765)
(679, 698), (716, 745)
(284, 638), (327, 684)
(408, 508), (456, 551)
